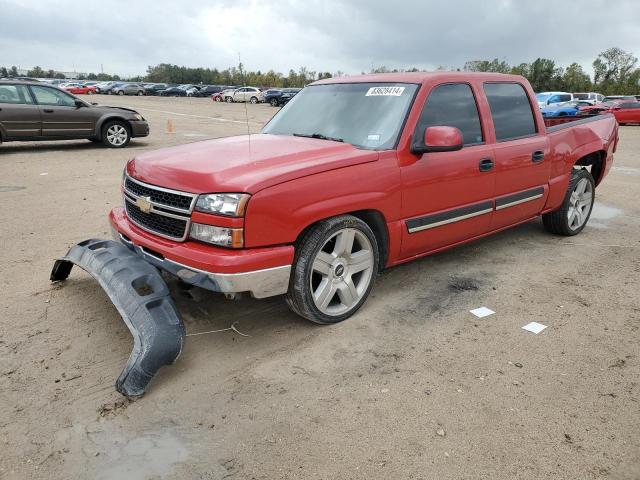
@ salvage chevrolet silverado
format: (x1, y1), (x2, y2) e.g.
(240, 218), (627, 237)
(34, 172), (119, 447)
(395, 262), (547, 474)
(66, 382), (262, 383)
(53, 72), (618, 395)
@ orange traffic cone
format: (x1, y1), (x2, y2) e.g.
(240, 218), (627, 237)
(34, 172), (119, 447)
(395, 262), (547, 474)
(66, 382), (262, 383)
(165, 119), (175, 134)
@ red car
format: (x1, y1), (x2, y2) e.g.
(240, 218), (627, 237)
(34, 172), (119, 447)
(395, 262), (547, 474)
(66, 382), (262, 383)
(62, 83), (96, 95)
(579, 100), (640, 125)
(54, 72), (618, 396)
(610, 101), (640, 125)
(211, 88), (235, 102)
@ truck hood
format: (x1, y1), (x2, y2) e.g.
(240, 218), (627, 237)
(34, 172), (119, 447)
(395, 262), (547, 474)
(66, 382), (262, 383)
(126, 134), (379, 194)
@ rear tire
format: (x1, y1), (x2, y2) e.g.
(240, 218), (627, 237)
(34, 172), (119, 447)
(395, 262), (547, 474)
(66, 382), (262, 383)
(542, 169), (595, 236)
(286, 215), (379, 324)
(137, 91), (144, 96)
(102, 120), (131, 148)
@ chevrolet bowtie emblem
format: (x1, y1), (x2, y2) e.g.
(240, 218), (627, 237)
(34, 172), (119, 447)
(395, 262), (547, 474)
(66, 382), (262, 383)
(136, 196), (153, 214)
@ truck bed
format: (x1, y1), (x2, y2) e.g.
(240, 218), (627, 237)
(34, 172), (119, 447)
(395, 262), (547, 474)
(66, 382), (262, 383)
(543, 112), (608, 130)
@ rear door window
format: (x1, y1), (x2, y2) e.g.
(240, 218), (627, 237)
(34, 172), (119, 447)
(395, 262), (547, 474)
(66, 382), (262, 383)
(414, 83), (483, 146)
(0, 84), (34, 104)
(483, 83), (537, 141)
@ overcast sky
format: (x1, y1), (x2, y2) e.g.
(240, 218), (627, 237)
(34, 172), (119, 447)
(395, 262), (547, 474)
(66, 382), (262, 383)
(1, 0), (639, 77)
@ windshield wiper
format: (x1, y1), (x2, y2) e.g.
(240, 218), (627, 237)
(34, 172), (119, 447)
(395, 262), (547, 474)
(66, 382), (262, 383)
(293, 133), (344, 143)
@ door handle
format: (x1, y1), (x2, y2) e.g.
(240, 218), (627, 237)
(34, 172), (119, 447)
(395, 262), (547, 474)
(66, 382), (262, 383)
(43, 109), (54, 113)
(479, 158), (494, 172)
(532, 150), (545, 163)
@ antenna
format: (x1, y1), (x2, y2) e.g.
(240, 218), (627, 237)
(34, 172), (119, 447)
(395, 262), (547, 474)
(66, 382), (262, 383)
(239, 53), (251, 155)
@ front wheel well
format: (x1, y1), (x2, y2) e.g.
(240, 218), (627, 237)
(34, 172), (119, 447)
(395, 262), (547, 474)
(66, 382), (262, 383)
(574, 150), (605, 186)
(294, 210), (389, 271)
(99, 117), (130, 134)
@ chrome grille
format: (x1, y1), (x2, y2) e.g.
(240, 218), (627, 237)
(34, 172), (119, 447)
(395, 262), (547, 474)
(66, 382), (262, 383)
(125, 201), (188, 240)
(123, 175), (196, 241)
(124, 175), (195, 213)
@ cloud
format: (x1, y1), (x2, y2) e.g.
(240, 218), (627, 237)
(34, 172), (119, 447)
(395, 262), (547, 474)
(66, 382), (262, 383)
(0, 0), (639, 77)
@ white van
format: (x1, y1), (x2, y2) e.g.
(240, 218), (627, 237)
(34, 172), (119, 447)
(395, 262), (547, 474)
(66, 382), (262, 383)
(573, 92), (604, 105)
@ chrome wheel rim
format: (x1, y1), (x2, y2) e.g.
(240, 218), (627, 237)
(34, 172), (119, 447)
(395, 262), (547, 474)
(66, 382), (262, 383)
(106, 125), (128, 146)
(310, 228), (374, 316)
(567, 177), (593, 230)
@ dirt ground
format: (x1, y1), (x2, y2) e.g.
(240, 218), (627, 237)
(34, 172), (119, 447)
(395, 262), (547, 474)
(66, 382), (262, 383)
(1, 95), (639, 480)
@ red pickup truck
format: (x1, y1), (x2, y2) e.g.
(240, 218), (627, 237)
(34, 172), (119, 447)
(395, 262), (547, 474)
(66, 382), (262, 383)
(52, 72), (618, 395)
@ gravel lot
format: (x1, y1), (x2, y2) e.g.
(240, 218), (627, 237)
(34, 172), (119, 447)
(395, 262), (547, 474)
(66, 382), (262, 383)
(1, 96), (639, 480)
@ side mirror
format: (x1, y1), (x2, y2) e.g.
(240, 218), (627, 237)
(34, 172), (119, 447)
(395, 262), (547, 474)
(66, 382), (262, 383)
(74, 99), (85, 108)
(411, 126), (463, 155)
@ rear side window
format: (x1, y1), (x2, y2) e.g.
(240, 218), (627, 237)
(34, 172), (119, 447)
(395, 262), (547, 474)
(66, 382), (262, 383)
(0, 84), (34, 104)
(415, 83), (483, 146)
(484, 83), (537, 141)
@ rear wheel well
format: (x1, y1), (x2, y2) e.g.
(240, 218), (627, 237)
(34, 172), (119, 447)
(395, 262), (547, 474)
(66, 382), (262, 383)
(575, 150), (605, 185)
(294, 210), (389, 271)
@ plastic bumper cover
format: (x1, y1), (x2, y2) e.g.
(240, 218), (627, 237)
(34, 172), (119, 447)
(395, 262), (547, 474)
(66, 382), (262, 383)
(50, 239), (185, 397)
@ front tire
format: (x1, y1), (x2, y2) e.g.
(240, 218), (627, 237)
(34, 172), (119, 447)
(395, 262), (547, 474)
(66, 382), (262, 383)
(250, 96), (258, 104)
(225, 96), (233, 103)
(286, 215), (379, 324)
(270, 98), (279, 107)
(102, 120), (131, 148)
(118, 90), (124, 96)
(542, 169), (595, 236)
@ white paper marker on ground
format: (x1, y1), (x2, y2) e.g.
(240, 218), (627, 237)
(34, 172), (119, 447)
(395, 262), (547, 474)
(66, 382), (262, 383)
(470, 307), (495, 318)
(522, 322), (548, 334)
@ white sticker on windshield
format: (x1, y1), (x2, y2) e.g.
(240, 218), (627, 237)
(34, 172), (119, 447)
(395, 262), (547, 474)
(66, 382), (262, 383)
(367, 134), (381, 141)
(366, 86), (405, 96)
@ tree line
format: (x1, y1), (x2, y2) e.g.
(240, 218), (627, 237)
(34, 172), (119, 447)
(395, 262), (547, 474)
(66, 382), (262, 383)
(371, 48), (639, 95)
(460, 47), (639, 95)
(2, 47), (638, 94)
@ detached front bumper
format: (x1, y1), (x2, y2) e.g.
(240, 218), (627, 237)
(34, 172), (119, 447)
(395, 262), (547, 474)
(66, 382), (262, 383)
(51, 239), (185, 397)
(109, 207), (293, 298)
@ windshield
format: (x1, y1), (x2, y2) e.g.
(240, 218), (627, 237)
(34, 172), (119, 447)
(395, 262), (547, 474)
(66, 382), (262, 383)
(573, 93), (590, 100)
(262, 82), (419, 150)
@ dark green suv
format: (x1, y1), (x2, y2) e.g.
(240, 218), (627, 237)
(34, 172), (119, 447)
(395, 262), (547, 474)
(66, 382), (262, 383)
(0, 80), (149, 148)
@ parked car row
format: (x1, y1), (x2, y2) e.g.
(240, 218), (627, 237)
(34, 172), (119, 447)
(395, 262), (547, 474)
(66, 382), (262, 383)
(536, 91), (606, 108)
(536, 91), (640, 108)
(540, 96), (640, 125)
(2, 78), (304, 105)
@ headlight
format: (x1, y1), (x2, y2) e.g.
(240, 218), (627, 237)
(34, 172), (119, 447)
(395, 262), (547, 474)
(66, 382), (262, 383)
(189, 223), (243, 248)
(132, 113), (144, 121)
(195, 193), (250, 216)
